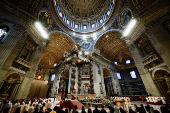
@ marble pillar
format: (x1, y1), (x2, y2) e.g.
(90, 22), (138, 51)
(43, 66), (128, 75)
(128, 43), (161, 96)
(0, 29), (26, 83)
(145, 26), (170, 69)
(68, 67), (72, 93)
(93, 63), (101, 97)
(111, 70), (122, 95)
(100, 66), (106, 96)
(16, 45), (44, 99)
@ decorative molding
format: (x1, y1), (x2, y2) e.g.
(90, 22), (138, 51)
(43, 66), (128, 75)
(9, 66), (26, 75)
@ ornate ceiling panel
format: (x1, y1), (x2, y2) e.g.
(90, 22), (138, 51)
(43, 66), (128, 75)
(95, 31), (133, 64)
(6, 0), (42, 14)
(39, 32), (75, 67)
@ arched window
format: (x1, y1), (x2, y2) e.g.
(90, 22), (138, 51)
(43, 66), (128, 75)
(51, 74), (55, 81)
(117, 73), (121, 79)
(130, 71), (137, 78)
(0, 25), (9, 42)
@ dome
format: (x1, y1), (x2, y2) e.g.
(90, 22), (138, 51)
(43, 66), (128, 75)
(60, 0), (109, 21)
(51, 0), (120, 35)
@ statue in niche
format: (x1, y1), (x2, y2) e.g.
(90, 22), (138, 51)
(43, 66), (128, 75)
(143, 44), (154, 55)
(122, 10), (131, 25)
(20, 47), (29, 60)
(0, 78), (16, 94)
(163, 19), (170, 34)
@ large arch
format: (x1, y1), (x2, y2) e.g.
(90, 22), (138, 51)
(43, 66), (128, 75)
(94, 30), (133, 63)
(152, 69), (170, 97)
(39, 32), (75, 67)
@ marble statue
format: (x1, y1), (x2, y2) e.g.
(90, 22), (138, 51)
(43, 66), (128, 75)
(0, 78), (15, 94)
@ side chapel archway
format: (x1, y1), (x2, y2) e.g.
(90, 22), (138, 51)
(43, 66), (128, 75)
(152, 69), (170, 97)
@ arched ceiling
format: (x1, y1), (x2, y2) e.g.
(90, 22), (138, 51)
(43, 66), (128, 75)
(95, 31), (133, 64)
(60, 0), (109, 20)
(39, 32), (75, 67)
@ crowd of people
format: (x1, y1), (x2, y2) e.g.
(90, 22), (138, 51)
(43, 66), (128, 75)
(0, 98), (170, 113)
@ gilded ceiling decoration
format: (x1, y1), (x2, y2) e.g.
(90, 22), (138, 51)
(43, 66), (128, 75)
(39, 33), (75, 67)
(95, 31), (133, 64)
(6, 0), (42, 14)
(60, 0), (108, 20)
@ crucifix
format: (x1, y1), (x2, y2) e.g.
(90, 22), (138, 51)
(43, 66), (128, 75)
(59, 83), (66, 100)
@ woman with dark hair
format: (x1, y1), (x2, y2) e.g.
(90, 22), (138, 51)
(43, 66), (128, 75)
(72, 105), (78, 113)
(119, 107), (126, 113)
(108, 106), (114, 113)
(129, 109), (135, 113)
(87, 108), (92, 113)
(15, 107), (21, 113)
(81, 106), (86, 113)
(33, 105), (39, 113)
(65, 109), (68, 113)
(153, 110), (160, 113)
(39, 107), (43, 113)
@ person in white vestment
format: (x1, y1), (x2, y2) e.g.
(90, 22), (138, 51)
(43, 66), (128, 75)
(11, 102), (20, 113)
(27, 103), (34, 113)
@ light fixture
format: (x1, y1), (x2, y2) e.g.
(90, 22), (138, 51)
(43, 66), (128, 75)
(34, 21), (48, 39)
(106, 35), (108, 38)
(123, 19), (137, 37)
(57, 44), (58, 45)
(37, 75), (41, 80)
(54, 63), (57, 67)
(103, 27), (106, 30)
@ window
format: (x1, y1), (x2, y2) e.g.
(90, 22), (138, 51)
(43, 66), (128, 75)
(126, 60), (131, 64)
(67, 20), (70, 24)
(51, 74), (55, 81)
(59, 12), (62, 17)
(100, 19), (103, 23)
(107, 11), (110, 16)
(92, 24), (95, 28)
(113, 0), (114, 4)
(114, 61), (118, 65)
(75, 24), (78, 28)
(117, 73), (121, 79)
(83, 26), (87, 29)
(0, 26), (9, 42)
(54, 63), (57, 67)
(130, 71), (137, 78)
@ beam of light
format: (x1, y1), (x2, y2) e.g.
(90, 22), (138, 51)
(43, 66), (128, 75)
(123, 19), (137, 37)
(34, 21), (48, 39)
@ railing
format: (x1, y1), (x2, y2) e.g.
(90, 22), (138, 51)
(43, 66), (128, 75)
(14, 57), (31, 68)
(142, 54), (158, 65)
